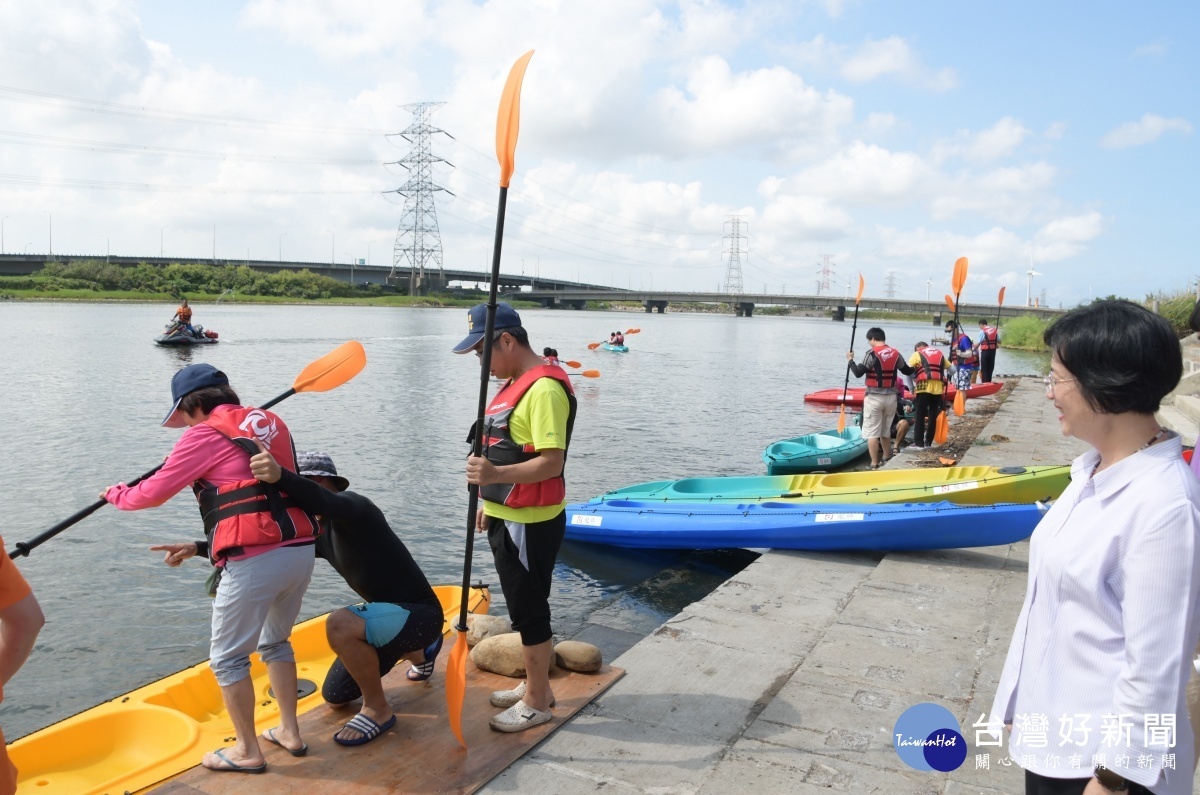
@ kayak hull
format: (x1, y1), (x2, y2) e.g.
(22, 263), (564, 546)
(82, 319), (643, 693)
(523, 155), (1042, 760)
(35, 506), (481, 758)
(10, 585), (490, 795)
(154, 334), (218, 346)
(601, 343), (629, 353)
(566, 500), (1042, 551)
(804, 381), (1003, 407)
(763, 427), (869, 474)
(592, 465), (1070, 506)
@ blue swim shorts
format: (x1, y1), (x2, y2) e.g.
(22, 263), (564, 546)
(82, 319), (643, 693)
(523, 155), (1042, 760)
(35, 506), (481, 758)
(347, 602), (411, 648)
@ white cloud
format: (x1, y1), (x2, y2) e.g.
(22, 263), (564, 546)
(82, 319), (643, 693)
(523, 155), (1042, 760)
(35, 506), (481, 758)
(1100, 113), (1193, 148)
(1033, 211), (1103, 261)
(777, 141), (932, 204)
(840, 36), (958, 91)
(1044, 121), (1067, 140)
(934, 117), (1031, 164)
(1132, 39), (1168, 58)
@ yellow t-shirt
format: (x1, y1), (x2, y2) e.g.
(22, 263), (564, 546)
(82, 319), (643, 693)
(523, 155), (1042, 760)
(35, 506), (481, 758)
(908, 351), (945, 395)
(482, 377), (571, 524)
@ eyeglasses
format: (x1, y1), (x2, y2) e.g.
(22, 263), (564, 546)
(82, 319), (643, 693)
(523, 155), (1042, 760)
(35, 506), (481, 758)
(1043, 374), (1076, 392)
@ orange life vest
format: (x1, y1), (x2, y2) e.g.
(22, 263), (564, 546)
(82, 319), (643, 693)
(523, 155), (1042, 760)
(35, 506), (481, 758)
(472, 365), (577, 509)
(915, 348), (946, 382)
(177, 305), (193, 323)
(979, 326), (999, 351)
(864, 345), (903, 389)
(193, 407), (318, 563)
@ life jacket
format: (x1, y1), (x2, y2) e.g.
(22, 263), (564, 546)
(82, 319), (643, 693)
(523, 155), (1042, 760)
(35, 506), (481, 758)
(915, 348), (946, 383)
(192, 406), (319, 564)
(614, 334), (624, 345)
(864, 345), (903, 389)
(469, 365), (577, 509)
(979, 325), (999, 351)
(177, 305), (192, 323)
(955, 334), (977, 362)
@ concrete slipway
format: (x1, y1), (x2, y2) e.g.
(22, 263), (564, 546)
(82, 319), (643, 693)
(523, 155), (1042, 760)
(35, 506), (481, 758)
(481, 379), (1200, 794)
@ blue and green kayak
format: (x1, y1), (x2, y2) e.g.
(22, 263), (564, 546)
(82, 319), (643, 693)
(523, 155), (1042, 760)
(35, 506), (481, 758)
(763, 427), (869, 474)
(602, 343), (629, 353)
(588, 465), (1071, 506)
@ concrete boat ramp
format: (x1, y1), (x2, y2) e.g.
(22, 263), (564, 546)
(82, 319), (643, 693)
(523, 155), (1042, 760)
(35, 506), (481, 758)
(484, 380), (1200, 794)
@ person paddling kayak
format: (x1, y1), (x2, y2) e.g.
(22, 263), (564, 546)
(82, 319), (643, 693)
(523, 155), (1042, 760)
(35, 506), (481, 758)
(103, 363), (318, 774)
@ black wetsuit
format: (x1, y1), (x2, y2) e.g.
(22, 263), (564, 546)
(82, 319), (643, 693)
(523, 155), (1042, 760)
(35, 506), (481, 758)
(273, 469), (442, 703)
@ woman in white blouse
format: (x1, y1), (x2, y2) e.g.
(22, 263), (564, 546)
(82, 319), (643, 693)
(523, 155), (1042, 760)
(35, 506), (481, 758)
(989, 300), (1200, 795)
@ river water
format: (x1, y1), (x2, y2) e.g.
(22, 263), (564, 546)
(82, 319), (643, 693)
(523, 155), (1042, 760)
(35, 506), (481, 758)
(0, 301), (1046, 739)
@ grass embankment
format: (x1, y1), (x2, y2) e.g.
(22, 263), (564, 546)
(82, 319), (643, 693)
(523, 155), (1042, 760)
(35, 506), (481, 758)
(0, 260), (538, 308)
(996, 314), (1050, 351)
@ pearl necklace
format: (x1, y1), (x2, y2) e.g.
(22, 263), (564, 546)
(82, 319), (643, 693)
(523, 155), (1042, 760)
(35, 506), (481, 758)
(1092, 427), (1167, 477)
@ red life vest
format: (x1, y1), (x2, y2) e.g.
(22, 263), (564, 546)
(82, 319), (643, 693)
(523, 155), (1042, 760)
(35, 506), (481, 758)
(193, 406), (319, 563)
(915, 348), (946, 382)
(473, 365), (577, 510)
(979, 326), (999, 351)
(864, 345), (903, 389)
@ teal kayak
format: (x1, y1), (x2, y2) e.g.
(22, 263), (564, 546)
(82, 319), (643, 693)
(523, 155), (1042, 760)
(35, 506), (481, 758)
(602, 343), (629, 353)
(763, 426), (868, 474)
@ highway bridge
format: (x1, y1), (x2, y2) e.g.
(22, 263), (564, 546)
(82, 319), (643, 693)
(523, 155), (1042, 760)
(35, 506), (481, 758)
(0, 253), (597, 294)
(517, 288), (1064, 320)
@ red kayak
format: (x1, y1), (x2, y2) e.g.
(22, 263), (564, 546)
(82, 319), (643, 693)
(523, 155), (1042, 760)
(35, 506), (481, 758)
(804, 381), (1004, 407)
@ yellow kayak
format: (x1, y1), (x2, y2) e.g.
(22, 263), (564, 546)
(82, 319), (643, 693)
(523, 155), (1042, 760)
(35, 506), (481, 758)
(591, 465), (1072, 506)
(11, 584), (490, 795)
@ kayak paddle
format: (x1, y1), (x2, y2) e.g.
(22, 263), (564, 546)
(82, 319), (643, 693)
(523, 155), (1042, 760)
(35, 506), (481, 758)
(8, 340), (367, 560)
(447, 49), (533, 751)
(950, 257), (969, 416)
(838, 275), (866, 434)
(995, 286), (1006, 326)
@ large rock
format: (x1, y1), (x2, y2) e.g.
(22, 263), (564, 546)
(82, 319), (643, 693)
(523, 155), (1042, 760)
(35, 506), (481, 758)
(470, 633), (555, 677)
(554, 640), (602, 673)
(465, 614), (512, 647)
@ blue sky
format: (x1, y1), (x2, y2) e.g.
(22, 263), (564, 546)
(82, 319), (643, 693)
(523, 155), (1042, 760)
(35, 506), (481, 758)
(0, 1), (1194, 307)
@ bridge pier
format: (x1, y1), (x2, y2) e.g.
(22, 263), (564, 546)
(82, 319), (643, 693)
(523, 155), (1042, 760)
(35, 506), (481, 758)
(733, 302), (755, 317)
(644, 300), (668, 313)
(833, 306), (846, 321)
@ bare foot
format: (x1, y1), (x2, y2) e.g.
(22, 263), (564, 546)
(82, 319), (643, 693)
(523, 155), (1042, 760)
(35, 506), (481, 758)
(334, 705), (396, 744)
(202, 747), (266, 772)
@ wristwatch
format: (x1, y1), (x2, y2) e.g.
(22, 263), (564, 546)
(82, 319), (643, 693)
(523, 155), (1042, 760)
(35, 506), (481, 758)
(1093, 765), (1129, 792)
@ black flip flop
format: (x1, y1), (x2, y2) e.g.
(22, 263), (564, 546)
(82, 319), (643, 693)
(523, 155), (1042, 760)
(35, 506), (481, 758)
(262, 727), (308, 757)
(205, 748), (267, 774)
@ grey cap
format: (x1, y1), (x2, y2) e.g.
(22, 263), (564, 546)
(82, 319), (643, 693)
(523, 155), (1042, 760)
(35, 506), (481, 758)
(296, 451), (350, 492)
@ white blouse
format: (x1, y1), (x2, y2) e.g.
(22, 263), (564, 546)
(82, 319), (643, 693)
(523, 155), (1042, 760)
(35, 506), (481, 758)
(988, 435), (1200, 794)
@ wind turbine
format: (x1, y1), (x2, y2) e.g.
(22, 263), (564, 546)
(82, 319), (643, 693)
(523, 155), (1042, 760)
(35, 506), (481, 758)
(1025, 253), (1042, 307)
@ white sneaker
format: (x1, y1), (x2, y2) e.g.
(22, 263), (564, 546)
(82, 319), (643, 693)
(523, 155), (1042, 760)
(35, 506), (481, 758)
(490, 681), (556, 709)
(489, 701), (553, 733)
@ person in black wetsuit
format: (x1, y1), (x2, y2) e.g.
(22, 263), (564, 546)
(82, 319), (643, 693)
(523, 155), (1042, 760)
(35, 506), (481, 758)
(253, 448), (445, 746)
(152, 446), (444, 749)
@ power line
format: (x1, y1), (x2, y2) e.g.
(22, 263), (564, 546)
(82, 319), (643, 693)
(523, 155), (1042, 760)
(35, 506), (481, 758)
(0, 172), (377, 195)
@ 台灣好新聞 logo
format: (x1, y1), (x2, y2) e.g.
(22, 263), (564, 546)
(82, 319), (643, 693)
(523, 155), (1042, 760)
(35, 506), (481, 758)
(893, 702), (967, 772)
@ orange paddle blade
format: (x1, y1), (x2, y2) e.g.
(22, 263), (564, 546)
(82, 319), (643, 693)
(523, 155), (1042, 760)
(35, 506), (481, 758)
(587, 342), (601, 350)
(292, 340), (367, 393)
(854, 274), (865, 304)
(625, 328), (641, 334)
(944, 294), (956, 313)
(934, 411), (949, 444)
(445, 629), (468, 748)
(953, 390), (966, 416)
(580, 369), (601, 378)
(837, 405), (846, 434)
(496, 50), (534, 188)
(997, 286), (1006, 307)
(563, 360), (582, 368)
(938, 456), (957, 467)
(952, 256), (969, 295)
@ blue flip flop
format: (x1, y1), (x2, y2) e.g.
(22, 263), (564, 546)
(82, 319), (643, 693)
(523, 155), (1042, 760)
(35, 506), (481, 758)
(262, 727), (308, 757)
(205, 748), (267, 774)
(333, 713), (397, 747)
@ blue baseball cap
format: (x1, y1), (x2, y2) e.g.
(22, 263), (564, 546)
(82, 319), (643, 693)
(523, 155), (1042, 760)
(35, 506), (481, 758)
(451, 302), (522, 353)
(162, 363), (229, 428)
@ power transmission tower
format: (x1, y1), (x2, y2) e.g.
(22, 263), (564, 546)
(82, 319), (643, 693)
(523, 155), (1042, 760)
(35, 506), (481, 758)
(815, 255), (836, 295)
(386, 102), (454, 295)
(884, 270), (898, 299)
(722, 216), (746, 293)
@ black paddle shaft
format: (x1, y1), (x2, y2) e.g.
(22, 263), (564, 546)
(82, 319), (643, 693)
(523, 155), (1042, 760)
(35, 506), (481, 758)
(456, 186), (509, 632)
(7, 386), (297, 560)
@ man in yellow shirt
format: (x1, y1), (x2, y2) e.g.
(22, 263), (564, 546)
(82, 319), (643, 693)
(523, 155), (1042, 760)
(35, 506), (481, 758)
(907, 342), (947, 449)
(453, 302), (576, 733)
